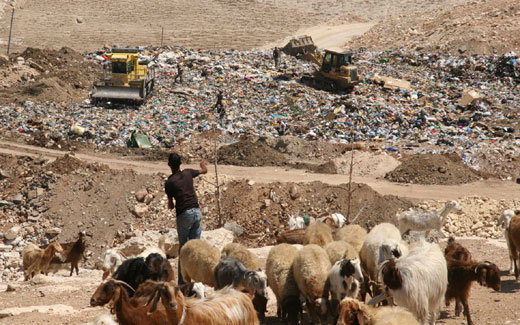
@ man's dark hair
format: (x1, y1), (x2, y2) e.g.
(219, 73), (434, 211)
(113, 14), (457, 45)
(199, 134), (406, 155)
(168, 153), (181, 170)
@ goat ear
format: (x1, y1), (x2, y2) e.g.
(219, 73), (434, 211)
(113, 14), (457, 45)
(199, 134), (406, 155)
(146, 286), (161, 314)
(356, 308), (366, 325)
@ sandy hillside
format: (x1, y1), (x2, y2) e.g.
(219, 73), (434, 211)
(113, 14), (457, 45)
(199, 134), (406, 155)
(348, 0), (520, 54)
(0, 0), (471, 53)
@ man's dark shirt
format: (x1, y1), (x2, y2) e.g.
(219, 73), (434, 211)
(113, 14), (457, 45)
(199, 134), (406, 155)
(165, 169), (200, 215)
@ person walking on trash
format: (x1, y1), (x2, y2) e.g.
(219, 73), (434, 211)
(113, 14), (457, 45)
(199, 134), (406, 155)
(214, 90), (226, 120)
(273, 47), (281, 70)
(174, 62), (183, 84)
(164, 153), (208, 284)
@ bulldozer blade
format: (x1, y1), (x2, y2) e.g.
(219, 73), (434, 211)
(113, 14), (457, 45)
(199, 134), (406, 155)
(91, 86), (143, 101)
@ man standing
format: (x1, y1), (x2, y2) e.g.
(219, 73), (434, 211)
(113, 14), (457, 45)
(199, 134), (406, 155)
(174, 62), (183, 84)
(214, 90), (225, 120)
(164, 153), (208, 284)
(273, 47), (281, 70)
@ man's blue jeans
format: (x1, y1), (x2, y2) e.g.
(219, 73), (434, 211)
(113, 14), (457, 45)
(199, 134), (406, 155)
(177, 207), (202, 284)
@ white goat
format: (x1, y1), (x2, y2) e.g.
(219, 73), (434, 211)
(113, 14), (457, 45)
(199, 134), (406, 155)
(497, 209), (516, 274)
(329, 258), (364, 302)
(398, 200), (462, 238)
(360, 223), (408, 282)
(371, 240), (448, 325)
(102, 249), (125, 280)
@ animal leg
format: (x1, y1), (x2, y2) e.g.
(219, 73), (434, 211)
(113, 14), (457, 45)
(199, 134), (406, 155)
(515, 257), (519, 280)
(510, 256), (515, 276)
(75, 263), (79, 275)
(463, 301), (473, 325)
(454, 299), (462, 316)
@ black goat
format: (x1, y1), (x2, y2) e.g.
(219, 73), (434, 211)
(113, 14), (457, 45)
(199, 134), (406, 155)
(145, 253), (174, 282)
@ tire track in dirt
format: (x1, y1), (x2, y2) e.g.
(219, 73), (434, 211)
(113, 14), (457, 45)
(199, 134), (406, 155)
(0, 140), (517, 201)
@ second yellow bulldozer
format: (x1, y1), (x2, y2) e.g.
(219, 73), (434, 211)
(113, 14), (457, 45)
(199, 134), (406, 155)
(282, 36), (360, 92)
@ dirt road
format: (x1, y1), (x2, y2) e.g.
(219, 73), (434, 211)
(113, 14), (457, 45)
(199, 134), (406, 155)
(1, 140), (517, 201)
(260, 22), (375, 51)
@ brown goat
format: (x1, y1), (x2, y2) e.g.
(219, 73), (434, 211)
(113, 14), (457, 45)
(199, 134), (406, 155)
(147, 282), (260, 325)
(445, 258), (501, 325)
(47, 232), (87, 276)
(444, 237), (472, 262)
(507, 213), (520, 279)
(90, 279), (168, 325)
(22, 242), (64, 280)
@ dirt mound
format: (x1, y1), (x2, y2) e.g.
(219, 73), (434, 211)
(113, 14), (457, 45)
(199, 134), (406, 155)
(349, 0), (520, 55)
(385, 153), (480, 185)
(44, 154), (90, 175)
(204, 180), (413, 247)
(218, 138), (288, 167)
(0, 47), (98, 105)
(333, 151), (401, 178)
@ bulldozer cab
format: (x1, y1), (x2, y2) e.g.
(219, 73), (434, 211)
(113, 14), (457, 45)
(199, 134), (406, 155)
(321, 50), (353, 73)
(103, 49), (148, 86)
(91, 48), (155, 104)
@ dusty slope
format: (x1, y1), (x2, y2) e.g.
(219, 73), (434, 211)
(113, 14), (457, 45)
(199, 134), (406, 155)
(349, 0), (520, 54)
(0, 0), (471, 53)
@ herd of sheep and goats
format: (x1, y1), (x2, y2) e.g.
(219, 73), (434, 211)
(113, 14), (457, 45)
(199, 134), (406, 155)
(20, 200), (520, 325)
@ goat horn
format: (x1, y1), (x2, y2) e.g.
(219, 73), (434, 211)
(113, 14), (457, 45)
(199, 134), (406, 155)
(110, 279), (136, 293)
(367, 292), (387, 306)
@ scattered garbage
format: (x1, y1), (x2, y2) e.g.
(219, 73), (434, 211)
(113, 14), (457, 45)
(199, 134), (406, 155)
(126, 131), (152, 149)
(0, 47), (518, 173)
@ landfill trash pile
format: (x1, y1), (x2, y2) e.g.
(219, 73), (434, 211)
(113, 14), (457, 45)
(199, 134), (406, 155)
(385, 153), (481, 185)
(0, 46), (518, 178)
(0, 47), (98, 105)
(349, 0), (520, 55)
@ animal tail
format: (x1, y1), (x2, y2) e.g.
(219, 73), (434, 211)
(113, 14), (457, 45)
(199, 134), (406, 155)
(158, 235), (166, 253)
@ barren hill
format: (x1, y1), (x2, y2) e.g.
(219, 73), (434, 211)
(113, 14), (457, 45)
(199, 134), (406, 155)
(1, 0), (470, 53)
(348, 0), (520, 55)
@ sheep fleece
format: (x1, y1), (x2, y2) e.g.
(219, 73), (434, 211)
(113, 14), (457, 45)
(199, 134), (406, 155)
(304, 222), (333, 247)
(266, 244), (300, 304)
(293, 244), (332, 300)
(180, 239), (221, 287)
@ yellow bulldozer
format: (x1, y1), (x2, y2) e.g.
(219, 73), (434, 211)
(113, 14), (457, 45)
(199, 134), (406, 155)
(282, 36), (360, 91)
(90, 48), (155, 104)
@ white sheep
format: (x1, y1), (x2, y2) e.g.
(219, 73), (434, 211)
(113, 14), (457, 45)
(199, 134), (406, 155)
(371, 240), (448, 325)
(359, 223), (408, 282)
(179, 239), (221, 287)
(398, 200), (462, 238)
(324, 241), (358, 265)
(497, 209), (516, 275)
(337, 297), (419, 325)
(102, 249), (125, 280)
(293, 244), (332, 324)
(221, 242), (261, 270)
(266, 243), (302, 324)
(304, 222), (333, 247)
(335, 224), (367, 252)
